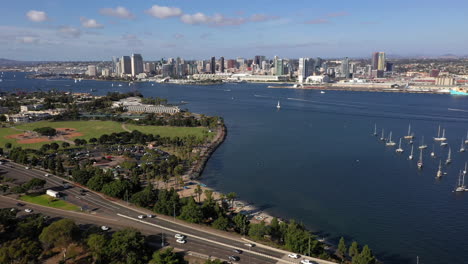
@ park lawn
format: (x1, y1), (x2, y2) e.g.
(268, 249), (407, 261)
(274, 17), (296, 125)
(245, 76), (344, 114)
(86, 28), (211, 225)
(125, 124), (212, 140)
(20, 194), (80, 211)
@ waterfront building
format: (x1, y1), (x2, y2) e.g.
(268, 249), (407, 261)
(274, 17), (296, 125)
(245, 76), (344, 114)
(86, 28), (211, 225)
(87, 65), (97, 76)
(236, 58), (245, 67)
(162, 64), (174, 77)
(210, 57), (216, 73)
(227, 59), (237, 69)
(298, 58), (315, 83)
(274, 59), (284, 76)
(435, 77), (455, 86)
(220, 57), (225, 73)
(340, 57), (350, 78)
(304, 75), (330, 84)
(378, 52), (386, 71)
(131, 54), (144, 77)
(371, 69), (384, 78)
(228, 74), (289, 82)
(101, 68), (110, 77)
(120, 56), (131, 76)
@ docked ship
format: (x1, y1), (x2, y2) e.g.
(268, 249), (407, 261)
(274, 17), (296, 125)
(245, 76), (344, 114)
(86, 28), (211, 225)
(450, 87), (468, 95)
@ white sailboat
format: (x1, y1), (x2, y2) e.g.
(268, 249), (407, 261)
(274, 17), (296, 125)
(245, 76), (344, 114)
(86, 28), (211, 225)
(446, 147), (452, 165)
(418, 136), (427, 149)
(276, 101), (281, 109)
(455, 171), (466, 192)
(434, 125), (443, 141)
(464, 162), (467, 176)
(460, 138), (466, 152)
(465, 131), (468, 144)
(440, 129), (448, 146)
(386, 131), (396, 146)
(417, 149), (423, 169)
(404, 124), (414, 139)
(111, 83), (114, 87)
(430, 144), (436, 158)
(436, 160), (443, 178)
(409, 145), (414, 160)
(373, 124), (378, 136)
(380, 128), (386, 141)
(396, 138), (404, 153)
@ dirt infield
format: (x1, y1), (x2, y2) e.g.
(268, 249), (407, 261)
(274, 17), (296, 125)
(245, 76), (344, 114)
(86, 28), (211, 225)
(4, 127), (84, 145)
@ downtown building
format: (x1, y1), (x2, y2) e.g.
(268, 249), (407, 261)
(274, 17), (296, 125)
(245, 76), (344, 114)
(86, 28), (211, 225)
(298, 58), (315, 83)
(131, 54), (144, 77)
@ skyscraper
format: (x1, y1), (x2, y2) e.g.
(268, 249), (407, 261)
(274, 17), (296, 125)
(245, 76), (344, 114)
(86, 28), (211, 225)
(275, 59), (284, 76)
(377, 52), (386, 71)
(131, 54), (144, 77)
(120, 56), (131, 76)
(371, 52), (379, 70)
(340, 57), (350, 78)
(298, 58), (315, 83)
(220, 57), (225, 73)
(210, 57), (216, 74)
(87, 65), (97, 76)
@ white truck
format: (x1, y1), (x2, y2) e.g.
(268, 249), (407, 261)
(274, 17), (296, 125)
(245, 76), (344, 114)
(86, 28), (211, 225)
(46, 189), (60, 198)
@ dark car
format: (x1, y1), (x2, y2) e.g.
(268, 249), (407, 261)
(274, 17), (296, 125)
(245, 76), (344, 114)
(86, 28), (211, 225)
(228, 256), (240, 261)
(16, 202), (25, 207)
(233, 249), (243, 254)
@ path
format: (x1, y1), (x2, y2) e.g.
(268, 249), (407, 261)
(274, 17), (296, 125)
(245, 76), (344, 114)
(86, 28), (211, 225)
(121, 123), (132, 132)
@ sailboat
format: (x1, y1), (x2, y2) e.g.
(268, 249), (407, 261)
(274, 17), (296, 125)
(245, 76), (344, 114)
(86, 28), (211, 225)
(446, 147), (452, 165)
(404, 124), (414, 139)
(430, 144), (436, 158)
(465, 131), (468, 144)
(111, 83), (114, 87)
(418, 136), (427, 149)
(373, 124), (378, 136)
(460, 139), (466, 152)
(386, 131), (396, 146)
(455, 171), (466, 192)
(417, 149), (423, 169)
(380, 128), (386, 141)
(74, 79), (77, 83)
(436, 160), (443, 178)
(440, 129), (448, 146)
(396, 138), (404, 153)
(408, 145), (414, 160)
(464, 162), (467, 176)
(434, 125), (444, 141)
(276, 101), (281, 109)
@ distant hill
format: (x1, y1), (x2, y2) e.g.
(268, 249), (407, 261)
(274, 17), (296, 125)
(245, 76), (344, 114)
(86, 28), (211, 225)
(0, 58), (40, 66)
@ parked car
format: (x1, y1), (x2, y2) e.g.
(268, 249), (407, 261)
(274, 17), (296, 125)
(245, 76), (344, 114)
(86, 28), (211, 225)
(137, 215), (145, 219)
(288, 253), (300, 259)
(228, 256), (240, 261)
(24, 208), (33, 213)
(176, 239), (186, 244)
(101, 226), (110, 231)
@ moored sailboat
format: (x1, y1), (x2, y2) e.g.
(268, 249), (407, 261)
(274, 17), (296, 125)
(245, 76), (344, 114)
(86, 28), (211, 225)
(455, 170), (466, 192)
(404, 124), (414, 139)
(436, 160), (443, 178)
(396, 138), (404, 153)
(380, 128), (386, 141)
(418, 136), (427, 149)
(276, 101), (281, 109)
(417, 149), (423, 169)
(409, 145), (414, 160)
(386, 131), (396, 146)
(460, 138), (466, 152)
(446, 147), (452, 165)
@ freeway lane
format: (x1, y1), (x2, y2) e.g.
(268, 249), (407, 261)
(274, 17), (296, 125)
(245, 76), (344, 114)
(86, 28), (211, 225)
(0, 161), (335, 264)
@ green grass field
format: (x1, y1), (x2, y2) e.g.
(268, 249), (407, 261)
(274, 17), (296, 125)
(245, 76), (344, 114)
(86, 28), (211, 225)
(20, 194), (80, 211)
(0, 120), (212, 149)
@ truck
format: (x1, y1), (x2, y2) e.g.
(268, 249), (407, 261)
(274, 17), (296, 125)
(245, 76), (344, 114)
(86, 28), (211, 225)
(46, 189), (60, 198)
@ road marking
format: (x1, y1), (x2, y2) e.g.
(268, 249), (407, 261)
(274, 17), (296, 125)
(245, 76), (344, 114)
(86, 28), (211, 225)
(117, 213), (296, 264)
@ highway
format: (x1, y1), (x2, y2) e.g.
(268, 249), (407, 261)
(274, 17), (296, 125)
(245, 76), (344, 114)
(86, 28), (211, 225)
(0, 161), (336, 264)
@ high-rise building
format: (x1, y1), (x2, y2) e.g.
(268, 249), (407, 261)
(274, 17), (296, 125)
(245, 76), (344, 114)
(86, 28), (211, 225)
(340, 57), (350, 78)
(298, 58), (315, 83)
(220, 57), (225, 73)
(227, 59), (236, 69)
(120, 56), (131, 76)
(378, 52), (386, 71)
(210, 57), (216, 74)
(275, 59), (284, 76)
(131, 54), (144, 77)
(385, 62), (393, 72)
(236, 58), (245, 67)
(87, 65), (97, 76)
(371, 52), (379, 70)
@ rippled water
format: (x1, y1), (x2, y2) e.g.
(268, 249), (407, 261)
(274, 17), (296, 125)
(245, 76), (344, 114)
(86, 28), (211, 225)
(2, 72), (468, 264)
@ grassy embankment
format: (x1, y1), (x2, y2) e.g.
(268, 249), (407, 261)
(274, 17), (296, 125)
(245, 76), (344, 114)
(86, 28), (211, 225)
(20, 194), (80, 211)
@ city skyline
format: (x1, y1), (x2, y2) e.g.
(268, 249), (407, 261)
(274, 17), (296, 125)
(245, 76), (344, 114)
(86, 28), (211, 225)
(2, 0), (468, 60)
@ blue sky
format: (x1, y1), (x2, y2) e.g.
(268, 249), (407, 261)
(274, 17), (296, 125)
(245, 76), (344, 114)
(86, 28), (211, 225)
(1, 0), (467, 60)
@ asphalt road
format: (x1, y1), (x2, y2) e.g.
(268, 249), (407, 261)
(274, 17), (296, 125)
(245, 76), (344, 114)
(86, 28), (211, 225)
(0, 161), (333, 264)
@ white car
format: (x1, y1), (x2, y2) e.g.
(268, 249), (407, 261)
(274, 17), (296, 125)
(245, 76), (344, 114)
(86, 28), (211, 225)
(301, 260), (316, 264)
(176, 239), (186, 244)
(24, 208), (33, 213)
(244, 243), (255, 247)
(288, 253), (300, 259)
(25, 167), (30, 170)
(147, 214), (154, 218)
(175, 234), (185, 239)
(45, 173), (50, 177)
(137, 215), (145, 219)
(101, 226), (110, 231)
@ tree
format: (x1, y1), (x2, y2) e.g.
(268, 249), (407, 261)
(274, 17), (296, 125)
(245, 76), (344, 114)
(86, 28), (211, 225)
(204, 260), (224, 264)
(179, 197), (203, 223)
(107, 228), (148, 264)
(5, 143), (12, 149)
(50, 142), (59, 150)
(248, 221), (270, 240)
(0, 114), (6, 122)
(150, 247), (183, 264)
(16, 214), (46, 238)
(130, 185), (157, 208)
(33, 127), (57, 136)
(349, 241), (360, 258)
(337, 237), (347, 261)
(0, 238), (42, 264)
(226, 192), (237, 208)
(232, 213), (249, 235)
(39, 218), (78, 250)
(89, 137), (97, 144)
(87, 233), (108, 263)
(212, 216), (229, 231)
(194, 184), (203, 203)
(62, 142), (70, 148)
(352, 245), (375, 264)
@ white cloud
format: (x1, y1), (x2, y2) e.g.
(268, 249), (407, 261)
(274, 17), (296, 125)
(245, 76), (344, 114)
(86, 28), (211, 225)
(80, 17), (104, 28)
(145, 5), (182, 19)
(181, 12), (246, 26)
(58, 26), (82, 38)
(250, 14), (279, 22)
(99, 6), (134, 19)
(17, 36), (40, 44)
(26, 10), (48, 22)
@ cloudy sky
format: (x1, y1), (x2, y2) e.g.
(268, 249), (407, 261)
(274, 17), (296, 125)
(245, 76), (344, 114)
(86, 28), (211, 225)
(1, 0), (467, 61)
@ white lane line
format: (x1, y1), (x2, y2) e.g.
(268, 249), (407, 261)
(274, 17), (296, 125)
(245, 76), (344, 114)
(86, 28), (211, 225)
(117, 213), (296, 264)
